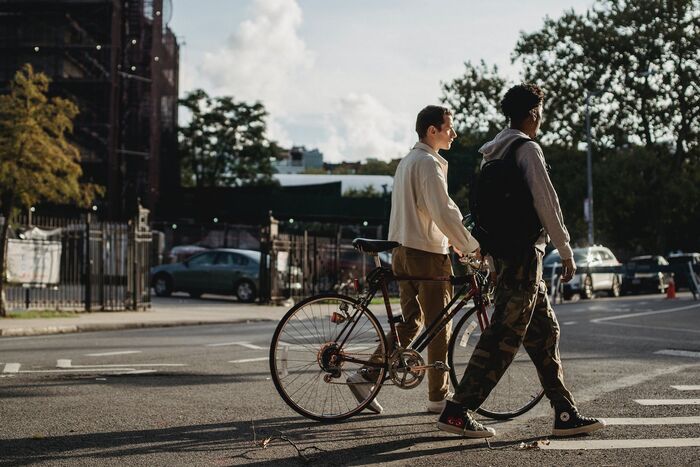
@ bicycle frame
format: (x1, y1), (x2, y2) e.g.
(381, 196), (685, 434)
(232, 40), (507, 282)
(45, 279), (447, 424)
(334, 254), (491, 370)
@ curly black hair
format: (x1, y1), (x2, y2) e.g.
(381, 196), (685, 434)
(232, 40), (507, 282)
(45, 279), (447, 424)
(500, 83), (545, 123)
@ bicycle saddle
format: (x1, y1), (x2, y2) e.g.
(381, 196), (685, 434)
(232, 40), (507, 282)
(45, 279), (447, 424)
(352, 238), (401, 253)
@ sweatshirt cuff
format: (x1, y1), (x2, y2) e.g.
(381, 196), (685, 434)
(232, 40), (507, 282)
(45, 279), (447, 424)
(558, 244), (574, 261)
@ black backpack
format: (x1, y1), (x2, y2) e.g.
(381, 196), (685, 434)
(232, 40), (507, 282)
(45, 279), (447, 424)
(468, 137), (543, 259)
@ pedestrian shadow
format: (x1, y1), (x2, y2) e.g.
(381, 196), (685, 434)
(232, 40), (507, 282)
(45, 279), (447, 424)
(0, 410), (505, 466)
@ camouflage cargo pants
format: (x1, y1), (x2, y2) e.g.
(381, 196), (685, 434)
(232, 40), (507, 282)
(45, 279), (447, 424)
(452, 248), (575, 410)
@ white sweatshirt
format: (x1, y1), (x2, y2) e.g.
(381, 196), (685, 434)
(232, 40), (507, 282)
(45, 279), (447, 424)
(388, 142), (480, 255)
(479, 128), (574, 260)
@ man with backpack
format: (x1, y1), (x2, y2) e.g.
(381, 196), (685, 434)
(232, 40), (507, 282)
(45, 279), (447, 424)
(437, 84), (606, 438)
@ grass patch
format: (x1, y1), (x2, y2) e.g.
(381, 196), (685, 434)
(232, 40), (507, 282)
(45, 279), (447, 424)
(6, 309), (81, 319)
(369, 297), (401, 305)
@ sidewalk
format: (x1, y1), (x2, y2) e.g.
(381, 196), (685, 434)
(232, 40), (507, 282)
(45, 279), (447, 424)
(0, 295), (291, 337)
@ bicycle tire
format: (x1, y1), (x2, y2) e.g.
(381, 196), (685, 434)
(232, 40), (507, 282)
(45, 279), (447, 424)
(269, 293), (388, 422)
(448, 307), (545, 420)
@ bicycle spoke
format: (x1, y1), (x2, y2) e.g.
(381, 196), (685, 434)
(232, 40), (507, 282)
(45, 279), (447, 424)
(271, 294), (387, 421)
(449, 308), (544, 418)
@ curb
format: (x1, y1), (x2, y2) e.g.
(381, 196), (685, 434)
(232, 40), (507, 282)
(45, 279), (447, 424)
(0, 318), (276, 337)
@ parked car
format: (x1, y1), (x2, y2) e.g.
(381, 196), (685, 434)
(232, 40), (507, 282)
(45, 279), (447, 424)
(150, 248), (262, 302)
(667, 252), (700, 291)
(621, 255), (672, 295)
(166, 245), (208, 264)
(543, 245), (623, 300)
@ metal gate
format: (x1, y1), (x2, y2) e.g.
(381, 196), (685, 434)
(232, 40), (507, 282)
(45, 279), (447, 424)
(3, 208), (151, 312)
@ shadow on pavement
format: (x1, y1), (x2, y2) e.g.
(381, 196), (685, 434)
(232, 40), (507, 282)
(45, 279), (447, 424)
(0, 410), (534, 465)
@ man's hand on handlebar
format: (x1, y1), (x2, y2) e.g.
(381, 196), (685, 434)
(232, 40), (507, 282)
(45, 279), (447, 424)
(456, 248), (484, 270)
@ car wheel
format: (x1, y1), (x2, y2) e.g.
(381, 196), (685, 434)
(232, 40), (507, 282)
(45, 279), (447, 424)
(235, 280), (257, 303)
(562, 290), (574, 301)
(580, 275), (594, 300)
(153, 274), (173, 297)
(189, 291), (203, 299)
(609, 275), (621, 297)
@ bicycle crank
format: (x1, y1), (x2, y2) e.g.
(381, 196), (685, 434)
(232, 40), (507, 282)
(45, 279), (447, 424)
(389, 349), (426, 389)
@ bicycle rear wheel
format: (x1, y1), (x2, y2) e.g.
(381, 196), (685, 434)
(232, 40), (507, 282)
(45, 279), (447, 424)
(448, 307), (545, 420)
(269, 293), (388, 421)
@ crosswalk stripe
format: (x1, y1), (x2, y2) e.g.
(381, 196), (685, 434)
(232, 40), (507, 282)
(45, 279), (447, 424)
(2, 363), (21, 373)
(85, 351), (142, 357)
(635, 399), (700, 405)
(207, 342), (264, 349)
(671, 385), (700, 391)
(540, 438), (700, 450)
(229, 357), (268, 364)
(606, 416), (700, 425)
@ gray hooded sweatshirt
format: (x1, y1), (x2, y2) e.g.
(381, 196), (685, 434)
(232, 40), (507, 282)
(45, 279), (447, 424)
(479, 128), (573, 260)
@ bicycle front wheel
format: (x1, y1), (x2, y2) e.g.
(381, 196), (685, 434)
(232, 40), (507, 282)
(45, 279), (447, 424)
(269, 293), (388, 421)
(448, 308), (545, 420)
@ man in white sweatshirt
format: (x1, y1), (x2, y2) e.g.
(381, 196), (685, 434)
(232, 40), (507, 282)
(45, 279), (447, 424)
(437, 84), (605, 438)
(364, 106), (480, 414)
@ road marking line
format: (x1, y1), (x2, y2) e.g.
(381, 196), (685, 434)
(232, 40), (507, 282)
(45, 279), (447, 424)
(591, 303), (700, 323)
(2, 363), (21, 373)
(573, 363), (698, 407)
(655, 349), (700, 358)
(562, 321), (577, 325)
(540, 438), (700, 450)
(635, 399), (700, 405)
(56, 359), (185, 368)
(85, 351), (142, 357)
(20, 368), (136, 373)
(672, 385), (700, 391)
(606, 416), (700, 425)
(229, 357), (268, 364)
(599, 321), (700, 334)
(207, 342), (264, 349)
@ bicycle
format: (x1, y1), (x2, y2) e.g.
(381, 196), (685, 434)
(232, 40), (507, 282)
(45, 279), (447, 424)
(269, 238), (545, 422)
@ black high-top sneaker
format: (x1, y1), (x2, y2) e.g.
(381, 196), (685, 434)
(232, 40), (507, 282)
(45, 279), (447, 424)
(552, 405), (606, 437)
(437, 400), (495, 438)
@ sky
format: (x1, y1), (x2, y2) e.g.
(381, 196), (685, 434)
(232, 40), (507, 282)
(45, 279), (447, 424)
(170, 0), (595, 163)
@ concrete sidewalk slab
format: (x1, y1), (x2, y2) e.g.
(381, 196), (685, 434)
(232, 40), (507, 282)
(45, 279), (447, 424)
(0, 296), (291, 337)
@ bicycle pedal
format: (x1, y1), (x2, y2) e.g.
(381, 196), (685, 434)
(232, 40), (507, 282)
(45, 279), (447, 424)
(433, 361), (451, 372)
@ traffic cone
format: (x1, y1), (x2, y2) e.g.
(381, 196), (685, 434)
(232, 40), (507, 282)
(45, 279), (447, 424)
(666, 278), (676, 299)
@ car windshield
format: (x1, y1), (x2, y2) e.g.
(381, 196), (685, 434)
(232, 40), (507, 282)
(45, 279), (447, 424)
(573, 250), (590, 263)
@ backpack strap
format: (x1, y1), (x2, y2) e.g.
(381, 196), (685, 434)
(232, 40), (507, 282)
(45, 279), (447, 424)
(502, 137), (532, 164)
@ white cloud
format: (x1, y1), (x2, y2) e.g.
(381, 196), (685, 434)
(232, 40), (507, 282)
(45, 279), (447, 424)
(181, 1), (415, 162)
(198, 0), (314, 114)
(317, 93), (414, 163)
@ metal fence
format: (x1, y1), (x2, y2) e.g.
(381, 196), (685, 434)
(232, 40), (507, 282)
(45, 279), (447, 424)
(259, 219), (394, 303)
(3, 210), (151, 311)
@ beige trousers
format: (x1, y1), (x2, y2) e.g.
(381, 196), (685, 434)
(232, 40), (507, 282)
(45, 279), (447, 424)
(392, 246), (453, 402)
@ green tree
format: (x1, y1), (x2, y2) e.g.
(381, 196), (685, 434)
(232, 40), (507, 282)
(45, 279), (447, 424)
(179, 89), (278, 187)
(514, 0), (700, 161)
(442, 60), (508, 146)
(0, 64), (101, 316)
(343, 185), (382, 198)
(356, 158), (401, 176)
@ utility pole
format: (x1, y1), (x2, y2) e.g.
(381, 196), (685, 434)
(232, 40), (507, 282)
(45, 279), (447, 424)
(584, 91), (596, 246)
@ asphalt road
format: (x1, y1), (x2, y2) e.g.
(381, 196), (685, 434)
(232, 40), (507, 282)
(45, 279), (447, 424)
(1, 293), (699, 466)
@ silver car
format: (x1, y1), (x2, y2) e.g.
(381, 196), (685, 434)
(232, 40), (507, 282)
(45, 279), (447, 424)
(544, 245), (622, 300)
